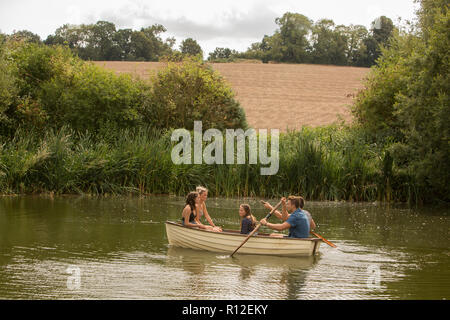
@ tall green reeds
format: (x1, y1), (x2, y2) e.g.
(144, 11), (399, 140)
(0, 125), (419, 202)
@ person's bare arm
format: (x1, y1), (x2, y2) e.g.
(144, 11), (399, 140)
(260, 218), (291, 232)
(202, 203), (216, 227)
(263, 202), (283, 219)
(266, 221), (291, 232)
(310, 218), (316, 231)
(304, 210), (316, 231)
(202, 203), (222, 231)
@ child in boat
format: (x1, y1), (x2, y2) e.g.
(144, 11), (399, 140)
(239, 204), (257, 234)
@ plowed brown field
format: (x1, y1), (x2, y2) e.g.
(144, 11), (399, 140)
(94, 61), (370, 130)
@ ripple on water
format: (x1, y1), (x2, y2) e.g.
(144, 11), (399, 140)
(1, 196), (448, 299)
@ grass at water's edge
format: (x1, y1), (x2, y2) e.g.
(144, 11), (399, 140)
(0, 125), (423, 204)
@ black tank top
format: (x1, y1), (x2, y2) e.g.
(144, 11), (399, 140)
(181, 206), (196, 223)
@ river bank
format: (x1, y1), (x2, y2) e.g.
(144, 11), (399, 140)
(0, 125), (424, 203)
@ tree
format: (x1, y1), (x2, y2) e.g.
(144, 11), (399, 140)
(138, 24), (169, 61)
(0, 38), (18, 135)
(2, 41), (150, 133)
(352, 0), (449, 202)
(336, 24), (369, 65)
(310, 19), (348, 65)
(89, 21), (117, 60)
(44, 21), (173, 61)
(180, 38), (203, 58)
(9, 30), (42, 44)
(207, 47), (238, 61)
(274, 12), (313, 63)
(148, 57), (247, 130)
(112, 28), (133, 60)
(356, 16), (395, 67)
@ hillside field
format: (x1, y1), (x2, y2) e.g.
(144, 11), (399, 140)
(94, 61), (370, 130)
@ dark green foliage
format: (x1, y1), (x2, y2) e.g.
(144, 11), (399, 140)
(352, 0), (450, 203)
(43, 21), (173, 61)
(0, 42), (246, 136)
(241, 13), (394, 67)
(0, 125), (410, 202)
(1, 43), (149, 134)
(310, 19), (348, 66)
(355, 16), (395, 67)
(207, 47), (239, 62)
(7, 30), (42, 44)
(180, 38), (203, 59)
(274, 12), (313, 63)
(146, 57), (247, 130)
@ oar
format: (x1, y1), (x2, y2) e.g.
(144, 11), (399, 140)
(311, 231), (337, 248)
(230, 200), (283, 257)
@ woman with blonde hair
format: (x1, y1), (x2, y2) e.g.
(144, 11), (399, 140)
(196, 186), (222, 232)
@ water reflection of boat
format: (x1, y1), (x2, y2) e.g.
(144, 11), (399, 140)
(231, 252), (319, 269)
(167, 246), (319, 269)
(165, 221), (321, 257)
(166, 247), (207, 274)
(166, 246), (319, 289)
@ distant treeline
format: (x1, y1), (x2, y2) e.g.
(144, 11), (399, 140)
(210, 13), (395, 67)
(3, 22), (202, 62)
(2, 12), (396, 67)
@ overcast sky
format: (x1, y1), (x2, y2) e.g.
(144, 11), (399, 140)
(0, 0), (420, 55)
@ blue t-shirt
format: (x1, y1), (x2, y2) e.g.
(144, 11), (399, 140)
(286, 209), (310, 238)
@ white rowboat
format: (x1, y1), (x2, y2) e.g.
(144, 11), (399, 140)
(165, 221), (322, 257)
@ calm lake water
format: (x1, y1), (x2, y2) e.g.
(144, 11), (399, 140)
(0, 195), (448, 300)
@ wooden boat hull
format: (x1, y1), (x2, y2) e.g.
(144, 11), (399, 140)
(165, 221), (321, 257)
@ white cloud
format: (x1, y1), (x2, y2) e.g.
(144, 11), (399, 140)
(0, 0), (418, 55)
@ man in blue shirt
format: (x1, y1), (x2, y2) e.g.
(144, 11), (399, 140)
(260, 196), (310, 238)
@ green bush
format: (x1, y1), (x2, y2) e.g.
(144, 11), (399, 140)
(6, 43), (150, 133)
(351, 0), (449, 203)
(146, 57), (247, 130)
(0, 42), (246, 136)
(0, 41), (18, 135)
(39, 61), (150, 132)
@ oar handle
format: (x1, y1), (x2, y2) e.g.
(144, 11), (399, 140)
(260, 200), (282, 220)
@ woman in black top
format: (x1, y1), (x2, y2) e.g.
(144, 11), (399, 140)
(239, 204), (257, 234)
(181, 192), (213, 230)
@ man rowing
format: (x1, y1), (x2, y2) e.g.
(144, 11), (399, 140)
(260, 196), (315, 238)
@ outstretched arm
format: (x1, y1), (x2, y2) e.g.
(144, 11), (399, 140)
(260, 218), (291, 232)
(266, 222), (291, 232)
(263, 202), (284, 220)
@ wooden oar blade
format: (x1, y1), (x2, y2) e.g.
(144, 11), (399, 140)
(311, 231), (337, 248)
